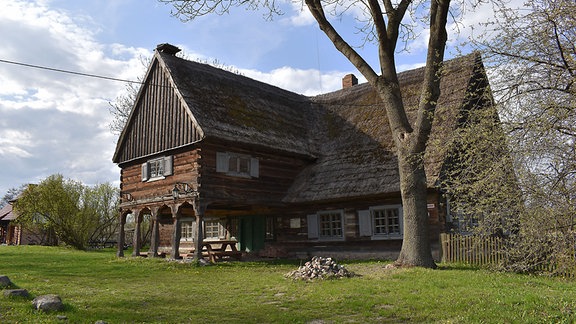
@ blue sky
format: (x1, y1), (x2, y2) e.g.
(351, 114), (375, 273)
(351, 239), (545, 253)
(0, 0), (496, 196)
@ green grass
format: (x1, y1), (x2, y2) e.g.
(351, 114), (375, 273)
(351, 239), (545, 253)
(1, 246), (576, 323)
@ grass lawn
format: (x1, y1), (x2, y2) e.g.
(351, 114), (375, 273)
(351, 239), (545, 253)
(1, 246), (575, 323)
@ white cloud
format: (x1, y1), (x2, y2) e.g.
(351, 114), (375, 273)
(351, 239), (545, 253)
(242, 66), (355, 95)
(0, 0), (149, 194)
(397, 62), (426, 72)
(0, 130), (33, 158)
(283, 2), (316, 27)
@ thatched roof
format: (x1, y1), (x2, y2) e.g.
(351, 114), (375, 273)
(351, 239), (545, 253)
(284, 53), (484, 202)
(114, 49), (489, 203)
(159, 53), (316, 158)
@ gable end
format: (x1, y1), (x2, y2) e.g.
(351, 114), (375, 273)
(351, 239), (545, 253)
(113, 58), (204, 164)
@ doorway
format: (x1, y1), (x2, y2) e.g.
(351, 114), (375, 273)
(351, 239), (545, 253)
(238, 215), (265, 252)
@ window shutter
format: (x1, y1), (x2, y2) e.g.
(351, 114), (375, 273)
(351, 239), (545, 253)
(163, 156), (173, 176)
(216, 152), (228, 173)
(398, 207), (404, 235)
(358, 210), (372, 237)
(141, 162), (149, 182)
(192, 220), (198, 243)
(250, 157), (259, 178)
(307, 214), (319, 239)
(218, 220), (226, 239)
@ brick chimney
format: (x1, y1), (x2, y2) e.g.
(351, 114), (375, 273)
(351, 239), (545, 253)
(156, 43), (181, 55)
(342, 74), (358, 89)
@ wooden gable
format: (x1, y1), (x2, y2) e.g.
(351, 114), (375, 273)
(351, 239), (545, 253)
(113, 56), (204, 165)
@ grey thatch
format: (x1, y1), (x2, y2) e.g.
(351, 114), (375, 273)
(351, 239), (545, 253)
(114, 50), (488, 203)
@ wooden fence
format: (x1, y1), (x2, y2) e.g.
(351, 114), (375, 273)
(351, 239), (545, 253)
(440, 233), (505, 265)
(440, 233), (575, 277)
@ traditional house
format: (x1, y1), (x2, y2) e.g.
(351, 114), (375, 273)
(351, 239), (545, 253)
(113, 43), (503, 260)
(0, 202), (19, 244)
(0, 201), (38, 245)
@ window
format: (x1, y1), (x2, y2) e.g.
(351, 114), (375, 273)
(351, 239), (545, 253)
(204, 220), (225, 240)
(181, 221), (195, 242)
(229, 155), (250, 174)
(307, 210), (344, 240)
(149, 159), (164, 178)
(359, 205), (403, 239)
(204, 221), (219, 239)
(373, 208), (401, 236)
(319, 211), (343, 238)
(455, 212), (479, 234)
(180, 219), (226, 242)
(141, 156), (173, 181)
(216, 152), (259, 178)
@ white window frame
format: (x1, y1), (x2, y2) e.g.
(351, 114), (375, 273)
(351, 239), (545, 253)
(141, 156), (173, 182)
(307, 210), (345, 241)
(180, 219), (196, 242)
(149, 159), (164, 179)
(216, 152), (259, 178)
(179, 218), (226, 242)
(204, 219), (226, 241)
(358, 205), (403, 240)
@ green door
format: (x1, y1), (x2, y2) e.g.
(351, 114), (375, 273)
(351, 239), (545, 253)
(239, 216), (266, 252)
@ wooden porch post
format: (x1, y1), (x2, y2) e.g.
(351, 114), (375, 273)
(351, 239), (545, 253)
(170, 205), (182, 259)
(149, 208), (160, 258)
(116, 212), (126, 257)
(131, 209), (142, 257)
(193, 199), (206, 261)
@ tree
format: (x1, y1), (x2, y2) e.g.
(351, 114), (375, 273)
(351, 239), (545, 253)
(13, 175), (119, 250)
(471, 0), (575, 273)
(1, 185), (26, 209)
(439, 95), (523, 236)
(158, 0), (498, 267)
(109, 81), (140, 136)
(109, 55), (151, 136)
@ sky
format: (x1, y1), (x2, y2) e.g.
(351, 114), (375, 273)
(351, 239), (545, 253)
(0, 0), (497, 197)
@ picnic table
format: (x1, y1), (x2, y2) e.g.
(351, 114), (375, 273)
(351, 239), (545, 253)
(186, 240), (242, 263)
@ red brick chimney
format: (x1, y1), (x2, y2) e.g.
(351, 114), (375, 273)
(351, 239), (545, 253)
(342, 74), (358, 89)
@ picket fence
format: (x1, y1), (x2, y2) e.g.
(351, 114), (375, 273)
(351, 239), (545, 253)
(440, 233), (505, 265)
(440, 233), (575, 277)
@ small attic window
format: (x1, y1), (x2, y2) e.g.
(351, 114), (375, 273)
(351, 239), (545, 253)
(142, 156), (173, 182)
(216, 152), (259, 178)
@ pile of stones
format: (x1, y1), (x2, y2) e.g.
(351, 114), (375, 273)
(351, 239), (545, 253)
(285, 256), (354, 280)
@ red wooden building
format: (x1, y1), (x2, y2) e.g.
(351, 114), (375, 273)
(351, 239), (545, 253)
(113, 43), (504, 261)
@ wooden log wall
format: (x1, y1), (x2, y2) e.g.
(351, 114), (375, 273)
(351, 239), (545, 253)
(198, 140), (310, 206)
(267, 192), (445, 259)
(120, 148), (200, 204)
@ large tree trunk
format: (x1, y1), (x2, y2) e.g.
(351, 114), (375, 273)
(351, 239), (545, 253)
(371, 79), (438, 268)
(395, 150), (436, 268)
(306, 0), (449, 268)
